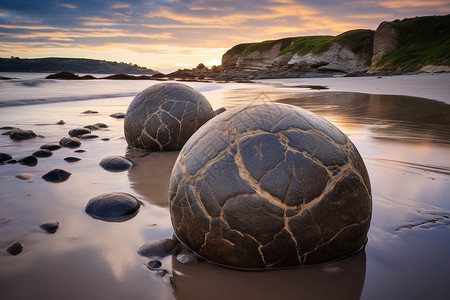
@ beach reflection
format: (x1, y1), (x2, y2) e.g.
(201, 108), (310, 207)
(276, 91), (450, 145)
(171, 249), (366, 300)
(126, 148), (179, 207)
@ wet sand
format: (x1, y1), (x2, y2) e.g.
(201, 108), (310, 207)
(1, 77), (449, 299)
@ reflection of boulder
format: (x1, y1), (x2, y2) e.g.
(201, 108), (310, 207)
(277, 92), (450, 144)
(126, 149), (179, 207)
(171, 249), (366, 300)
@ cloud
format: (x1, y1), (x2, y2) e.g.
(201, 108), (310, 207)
(54, 2), (78, 9)
(0, 0), (448, 71)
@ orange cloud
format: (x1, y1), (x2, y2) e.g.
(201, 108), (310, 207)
(379, 0), (449, 8)
(111, 3), (131, 9)
(54, 2), (78, 9)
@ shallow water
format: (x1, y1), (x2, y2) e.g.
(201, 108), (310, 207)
(0, 77), (449, 299)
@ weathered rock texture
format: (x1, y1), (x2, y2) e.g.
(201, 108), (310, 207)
(124, 82), (215, 151)
(169, 103), (372, 269)
(368, 21), (400, 72)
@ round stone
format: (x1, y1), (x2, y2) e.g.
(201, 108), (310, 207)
(64, 156), (81, 163)
(40, 221), (59, 234)
(69, 128), (91, 137)
(42, 169), (71, 182)
(137, 239), (178, 258)
(168, 103), (372, 269)
(99, 155), (133, 172)
(124, 82), (215, 151)
(32, 149), (53, 157)
(85, 192), (140, 221)
(40, 143), (62, 151)
(18, 156), (37, 166)
(59, 137), (81, 148)
(10, 129), (36, 140)
(7, 242), (23, 255)
(0, 152), (12, 162)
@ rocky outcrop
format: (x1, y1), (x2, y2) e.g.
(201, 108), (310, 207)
(368, 22), (400, 72)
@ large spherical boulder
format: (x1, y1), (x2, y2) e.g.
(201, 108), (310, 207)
(124, 82), (215, 151)
(168, 103), (372, 269)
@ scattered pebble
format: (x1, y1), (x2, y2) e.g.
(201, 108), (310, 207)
(99, 155), (133, 172)
(214, 107), (226, 115)
(40, 143), (62, 151)
(110, 112), (125, 118)
(74, 149), (86, 153)
(101, 138), (110, 141)
(40, 221), (59, 234)
(7, 242), (23, 255)
(69, 128), (91, 137)
(42, 169), (71, 183)
(176, 252), (200, 264)
(64, 157), (81, 162)
(18, 156), (38, 166)
(0, 126), (19, 130)
(84, 123), (108, 130)
(80, 134), (99, 139)
(56, 120), (65, 125)
(0, 152), (12, 162)
(147, 260), (162, 269)
(16, 173), (34, 180)
(59, 137), (81, 148)
(32, 149), (53, 158)
(82, 110), (98, 114)
(10, 129), (37, 140)
(85, 192), (140, 221)
(138, 239), (179, 258)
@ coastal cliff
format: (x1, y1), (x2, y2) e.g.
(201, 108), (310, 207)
(178, 14), (449, 80)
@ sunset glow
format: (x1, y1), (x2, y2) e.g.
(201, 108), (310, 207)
(0, 0), (448, 72)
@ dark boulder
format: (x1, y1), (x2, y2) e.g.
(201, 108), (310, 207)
(7, 242), (23, 255)
(42, 169), (71, 182)
(59, 137), (81, 148)
(32, 149), (53, 157)
(18, 156), (37, 166)
(40, 143), (62, 151)
(68, 128), (91, 137)
(85, 192), (140, 222)
(124, 82), (215, 151)
(110, 112), (125, 118)
(99, 155), (133, 172)
(0, 152), (12, 162)
(40, 221), (59, 233)
(169, 103), (372, 269)
(10, 129), (36, 140)
(137, 239), (179, 258)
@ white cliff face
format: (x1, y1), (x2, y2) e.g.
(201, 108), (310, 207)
(288, 44), (370, 73)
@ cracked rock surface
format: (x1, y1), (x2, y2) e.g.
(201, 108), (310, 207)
(124, 82), (215, 151)
(169, 103), (372, 269)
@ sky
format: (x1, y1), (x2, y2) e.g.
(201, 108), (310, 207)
(0, 0), (449, 72)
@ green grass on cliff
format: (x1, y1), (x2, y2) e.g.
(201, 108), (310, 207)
(224, 29), (373, 58)
(377, 15), (450, 68)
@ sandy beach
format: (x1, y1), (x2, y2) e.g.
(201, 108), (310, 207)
(0, 73), (449, 299)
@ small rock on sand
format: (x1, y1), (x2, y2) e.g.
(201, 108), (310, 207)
(32, 149), (53, 157)
(85, 192), (140, 221)
(64, 157), (81, 162)
(7, 242), (23, 255)
(59, 137), (81, 148)
(99, 155), (133, 172)
(18, 156), (37, 166)
(147, 260), (162, 269)
(69, 128), (91, 137)
(42, 169), (71, 183)
(56, 120), (65, 125)
(137, 239), (179, 258)
(16, 173), (34, 180)
(74, 149), (86, 153)
(110, 112), (125, 119)
(40, 143), (62, 151)
(82, 110), (98, 114)
(0, 153), (12, 162)
(10, 129), (37, 140)
(40, 221), (59, 234)
(84, 123), (108, 130)
(80, 134), (99, 139)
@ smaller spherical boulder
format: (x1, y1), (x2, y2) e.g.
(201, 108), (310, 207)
(99, 155), (133, 172)
(124, 82), (215, 151)
(32, 149), (53, 157)
(69, 128), (91, 137)
(85, 192), (140, 221)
